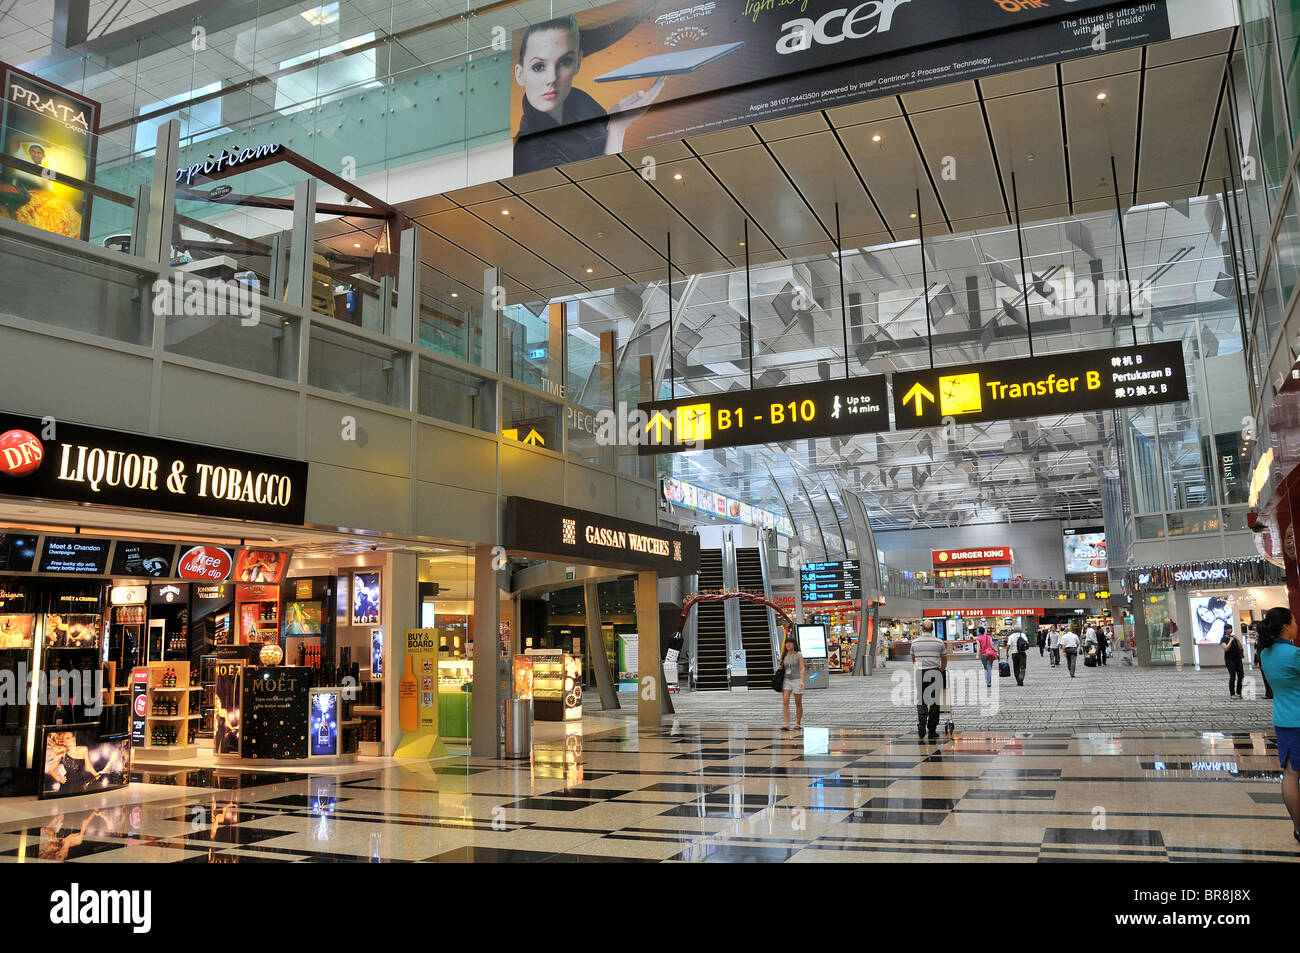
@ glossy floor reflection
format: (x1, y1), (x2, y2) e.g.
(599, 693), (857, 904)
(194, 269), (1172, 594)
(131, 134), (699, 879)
(0, 722), (1295, 862)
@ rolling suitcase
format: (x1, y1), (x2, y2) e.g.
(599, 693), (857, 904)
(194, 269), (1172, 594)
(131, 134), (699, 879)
(998, 661), (1011, 678)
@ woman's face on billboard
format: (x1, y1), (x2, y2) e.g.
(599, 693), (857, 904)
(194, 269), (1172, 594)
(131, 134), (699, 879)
(515, 28), (580, 117)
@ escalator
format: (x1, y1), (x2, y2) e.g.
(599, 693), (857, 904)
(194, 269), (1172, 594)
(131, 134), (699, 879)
(694, 549), (728, 691)
(735, 547), (775, 681)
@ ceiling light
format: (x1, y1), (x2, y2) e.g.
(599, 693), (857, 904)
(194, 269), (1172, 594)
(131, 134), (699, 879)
(673, 173), (683, 180)
(909, 211), (918, 219)
(501, 209), (510, 215)
(739, 241), (746, 247)
(1096, 92), (1107, 101)
(872, 134), (882, 143)
(585, 267), (594, 273)
(353, 242), (361, 248)
(451, 292), (459, 298)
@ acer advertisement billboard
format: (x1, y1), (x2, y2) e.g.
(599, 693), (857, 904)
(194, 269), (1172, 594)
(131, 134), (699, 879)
(510, 0), (1170, 174)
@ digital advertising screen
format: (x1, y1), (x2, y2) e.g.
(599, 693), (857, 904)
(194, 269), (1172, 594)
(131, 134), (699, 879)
(0, 532), (37, 571)
(233, 549), (288, 584)
(110, 541), (175, 578)
(1063, 526), (1108, 574)
(797, 624), (828, 660)
(38, 536), (110, 574)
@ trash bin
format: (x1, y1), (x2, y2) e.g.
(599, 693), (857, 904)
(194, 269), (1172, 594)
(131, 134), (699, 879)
(506, 698), (532, 758)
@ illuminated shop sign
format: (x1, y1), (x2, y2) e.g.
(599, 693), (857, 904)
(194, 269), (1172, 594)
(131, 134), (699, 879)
(176, 142), (282, 186)
(892, 342), (1188, 428)
(932, 547), (1013, 566)
(1172, 567), (1230, 583)
(505, 497), (700, 575)
(639, 376), (889, 454)
(0, 412), (308, 524)
(922, 608), (1045, 618)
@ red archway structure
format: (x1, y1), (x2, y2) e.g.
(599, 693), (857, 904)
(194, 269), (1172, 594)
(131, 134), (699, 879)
(675, 589), (797, 639)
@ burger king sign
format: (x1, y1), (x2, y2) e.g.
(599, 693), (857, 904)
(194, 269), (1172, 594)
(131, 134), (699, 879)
(0, 429), (43, 477)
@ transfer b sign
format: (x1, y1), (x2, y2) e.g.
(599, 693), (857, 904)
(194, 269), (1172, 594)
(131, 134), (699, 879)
(891, 342), (1189, 429)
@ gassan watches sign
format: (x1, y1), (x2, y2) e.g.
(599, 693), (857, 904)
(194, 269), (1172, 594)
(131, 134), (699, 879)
(0, 412), (308, 524)
(892, 342), (1189, 429)
(505, 496), (700, 575)
(638, 375), (889, 454)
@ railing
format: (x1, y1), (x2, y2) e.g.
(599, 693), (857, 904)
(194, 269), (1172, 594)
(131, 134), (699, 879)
(881, 571), (1102, 602)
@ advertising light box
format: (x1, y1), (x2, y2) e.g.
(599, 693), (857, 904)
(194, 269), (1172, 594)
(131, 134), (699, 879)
(1063, 526), (1107, 574)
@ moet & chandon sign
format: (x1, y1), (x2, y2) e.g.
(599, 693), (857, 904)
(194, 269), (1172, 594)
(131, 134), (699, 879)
(0, 412), (308, 524)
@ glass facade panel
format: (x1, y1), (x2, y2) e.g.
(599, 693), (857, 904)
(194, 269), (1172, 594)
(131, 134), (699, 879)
(307, 325), (410, 408)
(500, 385), (562, 452)
(417, 358), (495, 432)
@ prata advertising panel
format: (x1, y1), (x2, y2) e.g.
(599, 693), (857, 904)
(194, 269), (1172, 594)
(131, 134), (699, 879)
(510, 0), (1170, 174)
(0, 64), (99, 240)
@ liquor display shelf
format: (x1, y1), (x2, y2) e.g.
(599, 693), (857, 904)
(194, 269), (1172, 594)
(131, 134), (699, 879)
(135, 661), (198, 756)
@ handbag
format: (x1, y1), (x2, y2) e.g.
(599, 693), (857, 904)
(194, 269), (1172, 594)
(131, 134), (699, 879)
(771, 666), (785, 692)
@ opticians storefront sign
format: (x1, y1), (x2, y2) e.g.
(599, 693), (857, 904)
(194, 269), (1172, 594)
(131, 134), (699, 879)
(505, 496), (700, 575)
(0, 412), (308, 524)
(176, 142), (282, 185)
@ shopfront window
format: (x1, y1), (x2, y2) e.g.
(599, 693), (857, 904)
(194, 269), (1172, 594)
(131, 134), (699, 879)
(416, 547), (474, 740)
(1143, 590), (1177, 665)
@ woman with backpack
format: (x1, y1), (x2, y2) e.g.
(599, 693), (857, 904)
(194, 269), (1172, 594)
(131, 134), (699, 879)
(777, 633), (806, 732)
(975, 626), (998, 688)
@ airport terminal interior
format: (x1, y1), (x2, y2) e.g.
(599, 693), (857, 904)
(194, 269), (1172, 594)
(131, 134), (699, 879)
(3, 0), (1300, 869)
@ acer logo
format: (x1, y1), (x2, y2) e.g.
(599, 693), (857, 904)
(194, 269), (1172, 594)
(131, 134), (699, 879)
(776, 0), (911, 54)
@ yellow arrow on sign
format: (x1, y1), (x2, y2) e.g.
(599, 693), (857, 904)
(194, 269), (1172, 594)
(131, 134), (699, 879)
(502, 428), (519, 441)
(523, 428), (545, 447)
(646, 411), (673, 442)
(902, 382), (936, 416)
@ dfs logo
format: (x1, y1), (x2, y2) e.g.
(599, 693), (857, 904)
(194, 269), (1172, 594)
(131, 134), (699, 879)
(0, 430), (43, 478)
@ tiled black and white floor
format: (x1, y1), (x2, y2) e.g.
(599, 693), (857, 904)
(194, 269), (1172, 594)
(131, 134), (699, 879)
(1, 716), (1296, 862)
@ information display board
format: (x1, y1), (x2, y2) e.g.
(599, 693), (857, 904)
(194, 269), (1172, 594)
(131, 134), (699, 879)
(639, 376), (889, 454)
(891, 342), (1188, 428)
(800, 560), (862, 603)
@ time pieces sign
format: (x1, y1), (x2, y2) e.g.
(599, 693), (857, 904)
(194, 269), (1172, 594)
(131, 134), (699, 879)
(637, 343), (1188, 453)
(0, 412), (308, 524)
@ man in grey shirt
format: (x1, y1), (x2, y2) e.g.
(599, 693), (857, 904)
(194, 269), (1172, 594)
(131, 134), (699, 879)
(911, 620), (947, 740)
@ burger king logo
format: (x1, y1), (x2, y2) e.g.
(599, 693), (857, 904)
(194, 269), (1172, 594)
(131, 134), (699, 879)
(177, 545), (232, 580)
(0, 429), (43, 477)
(937, 551), (948, 562)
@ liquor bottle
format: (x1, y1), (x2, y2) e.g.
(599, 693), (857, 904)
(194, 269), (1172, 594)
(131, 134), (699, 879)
(298, 642), (306, 668)
(399, 653), (417, 732)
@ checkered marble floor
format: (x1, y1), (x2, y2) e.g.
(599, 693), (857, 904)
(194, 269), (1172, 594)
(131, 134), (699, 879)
(662, 658), (1275, 732)
(0, 716), (1294, 863)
